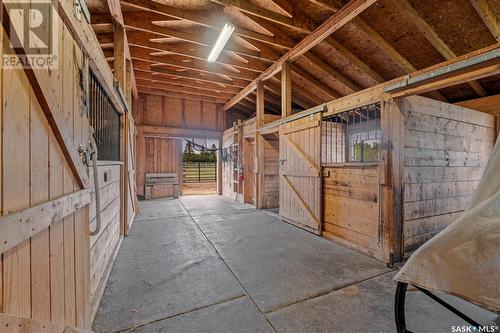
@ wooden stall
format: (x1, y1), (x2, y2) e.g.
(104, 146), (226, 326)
(221, 118), (256, 204)
(394, 96), (496, 255)
(321, 103), (382, 258)
(89, 163), (122, 319)
(318, 94), (496, 263)
(221, 115), (280, 206)
(0, 0), (137, 328)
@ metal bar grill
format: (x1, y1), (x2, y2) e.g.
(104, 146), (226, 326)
(321, 103), (381, 165)
(89, 70), (120, 161)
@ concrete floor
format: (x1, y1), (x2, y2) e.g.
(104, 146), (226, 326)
(93, 195), (497, 333)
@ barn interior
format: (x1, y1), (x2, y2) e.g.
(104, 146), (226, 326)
(0, 0), (499, 332)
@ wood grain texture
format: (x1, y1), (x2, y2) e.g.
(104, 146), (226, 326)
(401, 96), (495, 253)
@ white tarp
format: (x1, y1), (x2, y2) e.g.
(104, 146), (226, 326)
(395, 134), (500, 314)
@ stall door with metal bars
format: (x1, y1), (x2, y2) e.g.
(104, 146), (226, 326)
(279, 113), (322, 234)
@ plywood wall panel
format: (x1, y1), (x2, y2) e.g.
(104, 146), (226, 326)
(184, 100), (202, 129)
(164, 97), (183, 128)
(144, 95), (163, 126)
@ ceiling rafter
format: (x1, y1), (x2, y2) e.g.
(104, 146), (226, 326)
(134, 63), (249, 88)
(394, 0), (487, 97)
(128, 45), (258, 81)
(93, 28), (271, 73)
(469, 0), (500, 42)
(246, 4), (385, 86)
(121, 0), (295, 49)
(137, 86), (228, 103)
(290, 64), (341, 99)
(120, 13), (278, 62)
(244, 37), (332, 107)
(267, 76), (324, 107)
(131, 70), (247, 93)
(134, 70), (242, 94)
(309, 0), (449, 101)
(224, 0), (378, 110)
(244, 15), (361, 94)
(135, 77), (236, 99)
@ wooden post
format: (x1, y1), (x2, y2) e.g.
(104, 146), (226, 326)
(125, 59), (132, 109)
(379, 98), (404, 265)
(178, 139), (184, 196)
(115, 23), (128, 235)
(113, 24), (126, 90)
(281, 62), (292, 118)
(217, 137), (223, 195)
(256, 81), (265, 209)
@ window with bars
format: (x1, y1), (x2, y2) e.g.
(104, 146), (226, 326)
(322, 103), (381, 164)
(89, 70), (121, 161)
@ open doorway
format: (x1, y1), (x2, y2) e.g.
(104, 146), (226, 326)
(181, 138), (219, 196)
(243, 138), (256, 204)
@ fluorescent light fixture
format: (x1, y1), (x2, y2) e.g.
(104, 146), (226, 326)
(207, 23), (235, 63)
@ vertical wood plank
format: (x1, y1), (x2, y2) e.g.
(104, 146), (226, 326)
(2, 66), (31, 317)
(62, 27), (76, 327)
(49, 136), (65, 324)
(74, 207), (90, 329)
(281, 63), (292, 118)
(29, 89), (51, 322)
(0, 22), (4, 315)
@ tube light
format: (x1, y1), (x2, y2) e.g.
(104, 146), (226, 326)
(207, 23), (235, 63)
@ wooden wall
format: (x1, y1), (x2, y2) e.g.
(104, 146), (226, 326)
(400, 96), (496, 253)
(133, 93), (223, 198)
(0, 25), (91, 330)
(89, 163), (122, 319)
(136, 136), (182, 197)
(322, 165), (380, 258)
(133, 93), (223, 130)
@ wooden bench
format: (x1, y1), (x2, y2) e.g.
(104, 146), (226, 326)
(144, 173), (180, 199)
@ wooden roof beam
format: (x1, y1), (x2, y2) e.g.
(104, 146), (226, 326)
(304, 53), (361, 93)
(137, 86), (228, 103)
(291, 64), (341, 99)
(134, 70), (242, 93)
(132, 67), (247, 89)
(124, 31), (269, 73)
(135, 62), (250, 88)
(395, 0), (487, 97)
(470, 0), (500, 42)
(122, 15), (278, 62)
(267, 76), (325, 107)
(384, 44), (500, 97)
(223, 0), (376, 110)
(311, 0), (449, 101)
(121, 0), (294, 49)
(128, 46), (257, 81)
(246, 8), (385, 87)
(135, 78), (236, 99)
(232, 105), (254, 116)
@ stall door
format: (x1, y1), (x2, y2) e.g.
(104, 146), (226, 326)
(279, 113), (322, 234)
